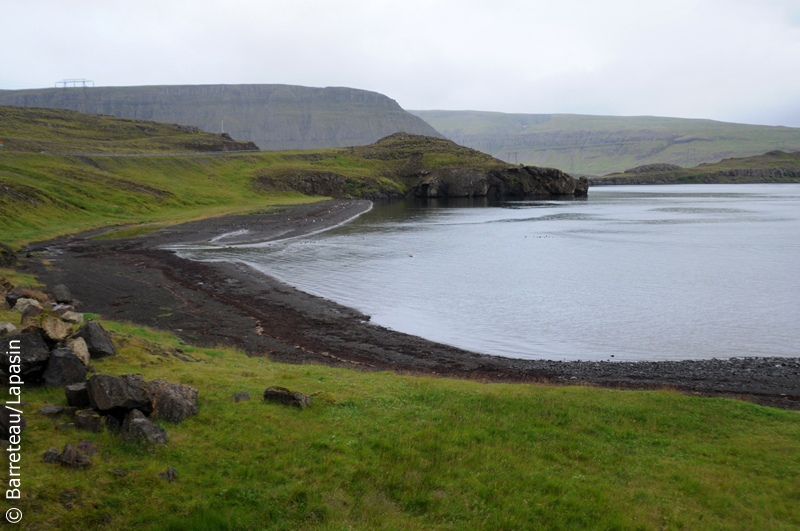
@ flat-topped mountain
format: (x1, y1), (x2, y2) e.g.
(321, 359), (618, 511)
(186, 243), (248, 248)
(411, 110), (800, 176)
(0, 84), (443, 151)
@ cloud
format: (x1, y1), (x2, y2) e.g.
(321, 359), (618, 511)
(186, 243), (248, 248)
(2, 0), (799, 126)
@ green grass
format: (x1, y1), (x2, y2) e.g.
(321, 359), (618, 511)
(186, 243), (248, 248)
(4, 307), (799, 530)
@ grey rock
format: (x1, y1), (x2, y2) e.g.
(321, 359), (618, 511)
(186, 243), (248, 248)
(120, 409), (167, 445)
(58, 443), (92, 468)
(41, 315), (74, 342)
(0, 322), (17, 337)
(73, 321), (117, 358)
(65, 382), (91, 408)
(51, 284), (72, 303)
(87, 374), (151, 412)
(39, 405), (66, 417)
(43, 446), (60, 464)
(232, 391), (250, 403)
(0, 333), (51, 382)
(74, 409), (104, 432)
(42, 348), (86, 387)
(147, 380), (199, 423)
(66, 337), (90, 366)
(158, 466), (179, 482)
(12, 298), (42, 314)
(263, 386), (311, 409)
(61, 311), (84, 324)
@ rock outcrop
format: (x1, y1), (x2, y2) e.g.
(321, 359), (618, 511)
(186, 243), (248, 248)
(410, 166), (588, 198)
(263, 386), (312, 409)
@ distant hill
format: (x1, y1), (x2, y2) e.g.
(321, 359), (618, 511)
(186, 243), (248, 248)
(0, 84), (442, 151)
(590, 150), (800, 185)
(410, 110), (800, 176)
(0, 105), (257, 153)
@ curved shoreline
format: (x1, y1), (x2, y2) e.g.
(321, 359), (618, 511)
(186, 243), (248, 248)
(22, 199), (800, 410)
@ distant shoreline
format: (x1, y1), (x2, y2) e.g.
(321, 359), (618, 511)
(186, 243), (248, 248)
(22, 199), (800, 410)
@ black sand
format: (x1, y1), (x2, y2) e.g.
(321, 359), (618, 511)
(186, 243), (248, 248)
(21, 199), (800, 410)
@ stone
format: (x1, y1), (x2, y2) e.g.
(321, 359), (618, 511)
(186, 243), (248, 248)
(87, 374), (151, 412)
(51, 284), (72, 304)
(58, 443), (92, 468)
(73, 321), (117, 358)
(42, 315), (74, 342)
(0, 243), (16, 268)
(0, 332), (51, 381)
(42, 348), (86, 387)
(6, 287), (49, 307)
(74, 409), (104, 433)
(12, 298), (42, 314)
(263, 386), (311, 409)
(39, 405), (66, 417)
(158, 466), (179, 482)
(61, 311), (84, 324)
(0, 322), (16, 337)
(65, 382), (91, 408)
(66, 337), (91, 366)
(147, 380), (199, 423)
(42, 446), (60, 464)
(1, 405), (27, 440)
(232, 391), (250, 403)
(105, 415), (121, 432)
(121, 409), (167, 445)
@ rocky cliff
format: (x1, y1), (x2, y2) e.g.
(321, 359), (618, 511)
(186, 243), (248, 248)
(409, 166), (588, 198)
(0, 84), (443, 151)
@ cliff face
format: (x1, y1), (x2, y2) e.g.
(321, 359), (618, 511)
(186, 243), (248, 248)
(409, 166), (588, 198)
(0, 84), (443, 151)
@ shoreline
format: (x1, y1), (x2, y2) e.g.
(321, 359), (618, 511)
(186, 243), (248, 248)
(21, 199), (800, 410)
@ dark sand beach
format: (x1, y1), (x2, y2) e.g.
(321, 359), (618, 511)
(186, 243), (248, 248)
(20, 199), (800, 410)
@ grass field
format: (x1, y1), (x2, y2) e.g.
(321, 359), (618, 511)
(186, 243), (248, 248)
(2, 267), (799, 530)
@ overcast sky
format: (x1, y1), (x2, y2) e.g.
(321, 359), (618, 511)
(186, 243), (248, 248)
(3, 0), (800, 126)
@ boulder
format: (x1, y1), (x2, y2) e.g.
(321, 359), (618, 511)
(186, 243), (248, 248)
(61, 311), (84, 324)
(65, 382), (91, 408)
(121, 409), (167, 445)
(66, 337), (91, 366)
(42, 446), (60, 464)
(263, 386), (311, 409)
(232, 391), (250, 403)
(51, 284), (72, 304)
(12, 298), (42, 314)
(147, 380), (199, 423)
(73, 321), (117, 358)
(6, 287), (49, 307)
(42, 315), (74, 342)
(86, 374), (150, 412)
(1, 405), (27, 440)
(0, 333), (51, 381)
(42, 348), (86, 387)
(39, 405), (66, 417)
(0, 243), (16, 268)
(74, 409), (104, 433)
(0, 322), (16, 337)
(58, 443), (92, 468)
(158, 466), (179, 482)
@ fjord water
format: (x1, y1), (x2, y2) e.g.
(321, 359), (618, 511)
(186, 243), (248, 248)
(181, 184), (800, 361)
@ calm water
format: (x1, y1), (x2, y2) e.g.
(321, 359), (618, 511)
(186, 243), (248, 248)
(177, 184), (800, 361)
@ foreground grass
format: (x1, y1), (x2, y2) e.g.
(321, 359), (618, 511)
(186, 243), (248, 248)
(3, 294), (798, 529)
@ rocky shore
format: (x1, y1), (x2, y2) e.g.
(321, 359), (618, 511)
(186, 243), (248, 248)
(18, 199), (800, 410)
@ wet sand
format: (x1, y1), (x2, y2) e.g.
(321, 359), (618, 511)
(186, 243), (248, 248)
(21, 199), (800, 410)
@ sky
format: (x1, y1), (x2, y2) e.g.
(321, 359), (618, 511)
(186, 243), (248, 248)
(2, 0), (800, 127)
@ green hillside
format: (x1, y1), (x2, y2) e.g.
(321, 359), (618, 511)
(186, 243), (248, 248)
(0, 84), (443, 151)
(0, 107), (505, 248)
(591, 149), (800, 185)
(411, 110), (800, 176)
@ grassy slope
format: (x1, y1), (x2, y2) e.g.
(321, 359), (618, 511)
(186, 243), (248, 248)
(411, 110), (800, 176)
(0, 106), (256, 154)
(2, 266), (799, 530)
(0, 109), (507, 248)
(592, 150), (800, 184)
